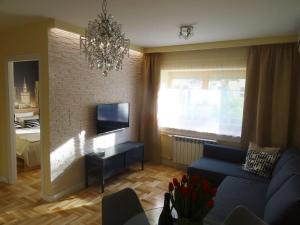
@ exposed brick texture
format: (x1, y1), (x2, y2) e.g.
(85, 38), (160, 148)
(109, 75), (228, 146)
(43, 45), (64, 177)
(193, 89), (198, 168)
(48, 28), (143, 194)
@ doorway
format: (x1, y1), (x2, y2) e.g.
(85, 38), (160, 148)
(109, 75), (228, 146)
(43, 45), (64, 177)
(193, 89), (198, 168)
(6, 58), (42, 185)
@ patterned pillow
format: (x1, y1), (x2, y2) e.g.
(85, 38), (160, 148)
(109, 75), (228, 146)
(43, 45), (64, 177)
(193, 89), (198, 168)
(24, 119), (40, 128)
(14, 120), (23, 129)
(243, 143), (280, 177)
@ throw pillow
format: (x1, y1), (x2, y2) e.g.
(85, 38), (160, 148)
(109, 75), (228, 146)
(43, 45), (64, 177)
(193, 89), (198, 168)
(24, 119), (40, 128)
(14, 120), (22, 129)
(243, 142), (280, 177)
(16, 115), (39, 126)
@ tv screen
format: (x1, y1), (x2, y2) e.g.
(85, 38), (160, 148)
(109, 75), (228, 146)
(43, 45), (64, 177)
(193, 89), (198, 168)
(96, 103), (129, 134)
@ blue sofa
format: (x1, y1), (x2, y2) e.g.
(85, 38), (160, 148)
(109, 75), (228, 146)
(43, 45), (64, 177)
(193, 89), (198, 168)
(187, 143), (300, 225)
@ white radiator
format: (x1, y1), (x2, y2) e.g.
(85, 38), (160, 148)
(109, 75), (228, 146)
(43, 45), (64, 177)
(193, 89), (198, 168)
(172, 135), (215, 165)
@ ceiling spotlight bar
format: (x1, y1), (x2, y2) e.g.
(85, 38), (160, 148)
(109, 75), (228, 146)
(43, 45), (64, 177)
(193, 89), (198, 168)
(179, 25), (194, 40)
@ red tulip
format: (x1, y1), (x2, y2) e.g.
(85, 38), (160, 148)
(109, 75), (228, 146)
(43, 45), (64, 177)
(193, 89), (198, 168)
(210, 187), (217, 196)
(182, 175), (188, 183)
(169, 182), (174, 192)
(202, 180), (210, 193)
(173, 178), (180, 188)
(207, 200), (214, 208)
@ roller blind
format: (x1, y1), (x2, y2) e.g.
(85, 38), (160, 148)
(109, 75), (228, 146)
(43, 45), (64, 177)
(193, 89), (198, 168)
(161, 47), (248, 70)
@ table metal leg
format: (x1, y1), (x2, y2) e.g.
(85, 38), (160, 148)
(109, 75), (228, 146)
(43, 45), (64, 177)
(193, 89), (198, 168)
(100, 163), (104, 193)
(85, 158), (89, 187)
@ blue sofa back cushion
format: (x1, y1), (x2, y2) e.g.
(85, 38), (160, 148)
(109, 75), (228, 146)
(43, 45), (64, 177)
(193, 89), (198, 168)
(266, 156), (300, 200)
(188, 158), (270, 184)
(264, 175), (300, 225)
(203, 143), (247, 164)
(272, 148), (300, 176)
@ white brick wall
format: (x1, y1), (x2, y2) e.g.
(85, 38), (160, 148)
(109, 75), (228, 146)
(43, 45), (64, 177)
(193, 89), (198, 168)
(48, 28), (143, 194)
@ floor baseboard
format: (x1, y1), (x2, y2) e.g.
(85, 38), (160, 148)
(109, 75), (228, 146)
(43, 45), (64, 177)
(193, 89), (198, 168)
(41, 181), (85, 202)
(161, 159), (187, 171)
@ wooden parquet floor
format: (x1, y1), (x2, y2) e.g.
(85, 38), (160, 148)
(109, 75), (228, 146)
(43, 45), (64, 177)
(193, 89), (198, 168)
(0, 163), (184, 225)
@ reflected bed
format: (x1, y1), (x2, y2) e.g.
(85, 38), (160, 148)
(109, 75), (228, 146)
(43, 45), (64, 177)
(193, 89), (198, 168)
(16, 127), (40, 167)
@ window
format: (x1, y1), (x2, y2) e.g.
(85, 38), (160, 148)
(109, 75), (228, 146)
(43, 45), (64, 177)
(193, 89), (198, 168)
(158, 69), (246, 137)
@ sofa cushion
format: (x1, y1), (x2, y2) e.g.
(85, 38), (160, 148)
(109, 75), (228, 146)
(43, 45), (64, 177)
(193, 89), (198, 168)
(203, 143), (247, 164)
(272, 148), (300, 176)
(264, 175), (300, 225)
(204, 176), (268, 225)
(266, 156), (300, 200)
(188, 158), (270, 185)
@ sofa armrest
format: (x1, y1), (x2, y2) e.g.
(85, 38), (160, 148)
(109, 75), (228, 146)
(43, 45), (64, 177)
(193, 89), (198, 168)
(223, 206), (268, 225)
(203, 143), (247, 164)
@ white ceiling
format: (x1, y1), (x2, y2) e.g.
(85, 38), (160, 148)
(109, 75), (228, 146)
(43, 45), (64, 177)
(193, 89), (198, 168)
(0, 0), (299, 47)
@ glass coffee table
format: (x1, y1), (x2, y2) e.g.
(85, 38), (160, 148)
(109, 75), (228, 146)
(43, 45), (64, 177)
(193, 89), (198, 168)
(124, 208), (205, 225)
(124, 207), (178, 225)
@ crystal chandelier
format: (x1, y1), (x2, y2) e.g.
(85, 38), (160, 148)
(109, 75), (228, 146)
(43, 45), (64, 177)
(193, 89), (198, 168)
(80, 0), (130, 76)
(179, 25), (194, 40)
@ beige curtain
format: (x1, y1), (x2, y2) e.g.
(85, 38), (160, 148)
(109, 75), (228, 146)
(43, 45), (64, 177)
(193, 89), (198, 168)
(140, 53), (161, 162)
(241, 43), (300, 149)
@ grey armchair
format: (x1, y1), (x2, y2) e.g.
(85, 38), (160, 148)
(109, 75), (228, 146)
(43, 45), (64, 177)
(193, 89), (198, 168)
(223, 206), (268, 225)
(102, 188), (150, 225)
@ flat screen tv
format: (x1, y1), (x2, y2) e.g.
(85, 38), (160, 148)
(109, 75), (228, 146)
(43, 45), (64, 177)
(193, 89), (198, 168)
(96, 103), (129, 134)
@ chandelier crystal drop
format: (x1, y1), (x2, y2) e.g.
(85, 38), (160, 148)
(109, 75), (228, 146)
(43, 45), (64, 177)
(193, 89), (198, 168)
(80, 0), (130, 76)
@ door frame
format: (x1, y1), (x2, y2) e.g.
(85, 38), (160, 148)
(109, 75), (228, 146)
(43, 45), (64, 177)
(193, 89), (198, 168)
(5, 55), (43, 186)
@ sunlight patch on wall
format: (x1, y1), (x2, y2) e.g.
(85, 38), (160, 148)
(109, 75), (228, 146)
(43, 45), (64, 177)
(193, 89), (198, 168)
(79, 130), (86, 155)
(129, 49), (144, 57)
(93, 133), (116, 150)
(50, 138), (76, 182)
(50, 28), (80, 39)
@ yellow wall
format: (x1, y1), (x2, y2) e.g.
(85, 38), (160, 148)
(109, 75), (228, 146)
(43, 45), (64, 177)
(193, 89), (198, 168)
(0, 20), (51, 195)
(161, 134), (173, 160)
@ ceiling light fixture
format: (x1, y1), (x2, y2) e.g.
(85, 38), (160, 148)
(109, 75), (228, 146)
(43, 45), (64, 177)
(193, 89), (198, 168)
(179, 25), (194, 40)
(80, 0), (130, 76)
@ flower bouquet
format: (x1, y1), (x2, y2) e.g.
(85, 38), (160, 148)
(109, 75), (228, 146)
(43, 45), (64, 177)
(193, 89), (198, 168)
(168, 175), (216, 225)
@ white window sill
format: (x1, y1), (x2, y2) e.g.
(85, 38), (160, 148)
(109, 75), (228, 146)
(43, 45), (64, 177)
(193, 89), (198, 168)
(159, 127), (242, 147)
